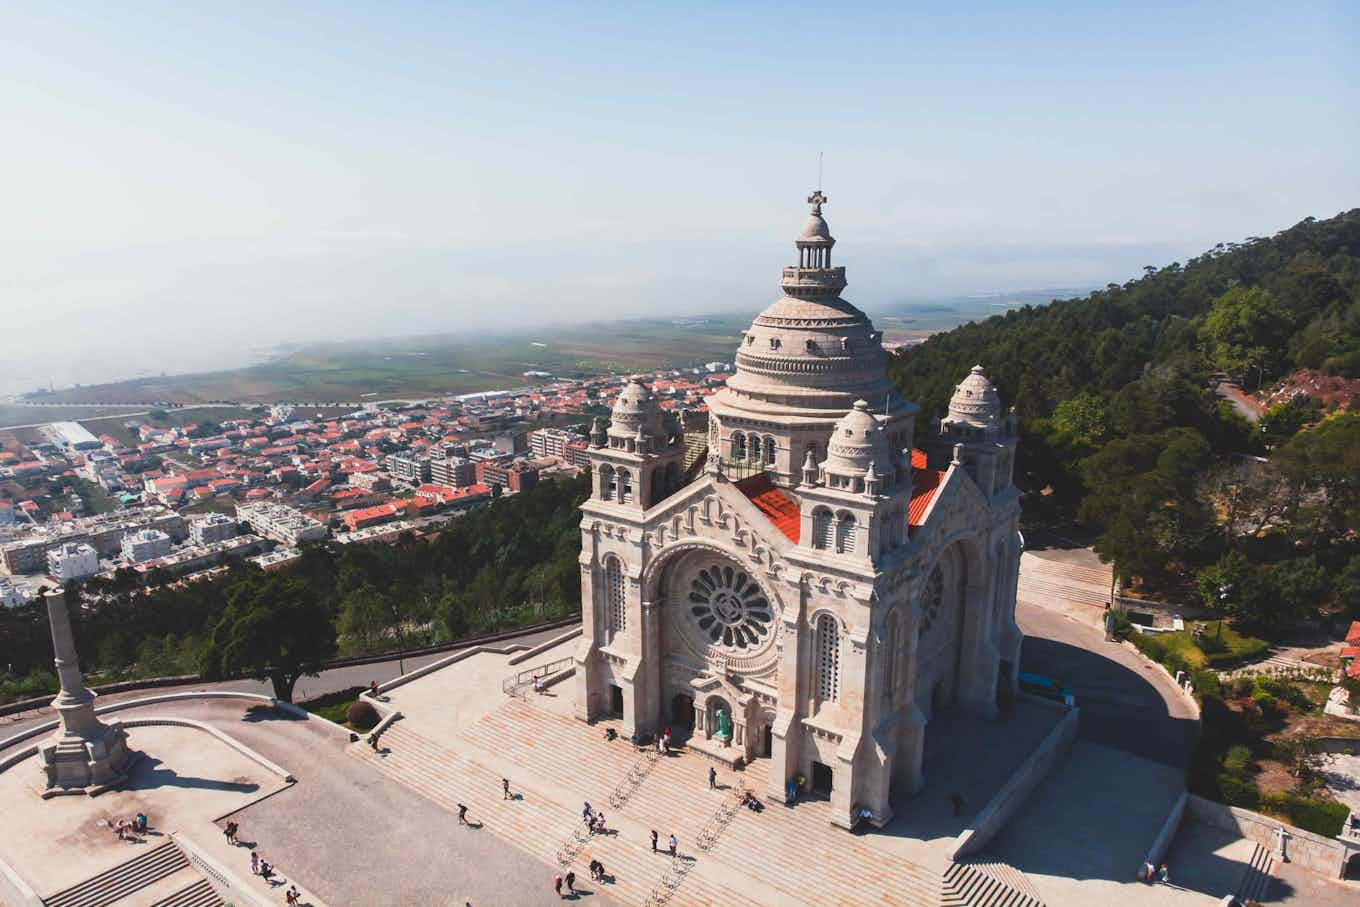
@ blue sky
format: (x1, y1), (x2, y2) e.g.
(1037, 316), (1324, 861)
(0, 1), (1356, 391)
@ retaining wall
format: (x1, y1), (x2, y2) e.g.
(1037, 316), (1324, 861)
(1185, 793), (1352, 879)
(0, 852), (42, 907)
(952, 704), (1080, 860)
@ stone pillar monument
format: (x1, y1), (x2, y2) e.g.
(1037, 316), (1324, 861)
(36, 589), (135, 797)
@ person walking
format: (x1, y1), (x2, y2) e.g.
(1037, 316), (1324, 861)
(708, 766), (717, 790)
(668, 834), (678, 857)
(224, 821), (238, 845)
(553, 874), (563, 898)
(458, 803), (469, 825)
(565, 871), (576, 894)
(502, 778), (511, 800)
(650, 829), (658, 852)
(250, 851), (260, 875)
(582, 801), (592, 820)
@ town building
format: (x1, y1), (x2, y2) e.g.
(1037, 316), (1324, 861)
(47, 542), (100, 583)
(384, 452), (432, 484)
(430, 456), (477, 488)
(189, 512), (238, 546)
(0, 577), (26, 607)
(121, 528), (172, 563)
(574, 193), (1023, 830)
(236, 501), (328, 546)
(529, 427), (578, 459)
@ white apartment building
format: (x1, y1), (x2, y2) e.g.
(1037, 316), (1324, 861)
(529, 428), (579, 459)
(190, 512), (238, 546)
(430, 456), (477, 488)
(236, 501), (328, 546)
(48, 542), (99, 583)
(122, 528), (172, 563)
(0, 578), (26, 607)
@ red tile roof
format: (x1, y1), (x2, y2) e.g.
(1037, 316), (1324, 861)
(1347, 620), (1360, 645)
(735, 473), (800, 543)
(909, 449), (944, 527)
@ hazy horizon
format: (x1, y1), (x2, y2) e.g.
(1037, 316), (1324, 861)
(2, 2), (1355, 395)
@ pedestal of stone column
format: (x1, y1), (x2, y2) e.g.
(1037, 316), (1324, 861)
(36, 590), (136, 798)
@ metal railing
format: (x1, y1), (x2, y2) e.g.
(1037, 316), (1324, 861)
(501, 656), (574, 699)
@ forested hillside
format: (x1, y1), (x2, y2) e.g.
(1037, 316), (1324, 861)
(890, 209), (1360, 630)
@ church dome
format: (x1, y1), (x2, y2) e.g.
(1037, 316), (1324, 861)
(823, 400), (892, 477)
(947, 365), (1001, 426)
(800, 212), (832, 241)
(717, 191), (905, 420)
(608, 378), (663, 444)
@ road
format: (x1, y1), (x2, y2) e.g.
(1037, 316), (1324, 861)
(0, 623), (569, 741)
(1017, 598), (1198, 768)
(1214, 381), (1264, 423)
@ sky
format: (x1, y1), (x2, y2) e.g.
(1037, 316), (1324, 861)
(0, 1), (1356, 394)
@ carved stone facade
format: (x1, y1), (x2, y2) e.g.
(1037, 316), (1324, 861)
(574, 193), (1023, 830)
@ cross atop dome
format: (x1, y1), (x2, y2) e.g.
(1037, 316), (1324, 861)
(807, 189), (828, 215)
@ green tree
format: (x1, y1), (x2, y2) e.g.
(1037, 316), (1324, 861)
(200, 571), (336, 702)
(337, 586), (389, 654)
(1198, 287), (1289, 388)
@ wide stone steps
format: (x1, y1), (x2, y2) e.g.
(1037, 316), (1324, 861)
(146, 878), (222, 907)
(1018, 555), (1112, 587)
(942, 860), (1045, 907)
(1015, 576), (1110, 606)
(1235, 842), (1273, 904)
(44, 841), (188, 907)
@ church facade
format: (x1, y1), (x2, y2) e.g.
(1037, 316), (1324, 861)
(573, 192), (1023, 829)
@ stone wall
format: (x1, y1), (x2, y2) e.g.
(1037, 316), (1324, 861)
(1185, 793), (1352, 879)
(952, 703), (1079, 860)
(0, 852), (43, 907)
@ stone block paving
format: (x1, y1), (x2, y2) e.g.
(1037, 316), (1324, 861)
(354, 698), (941, 906)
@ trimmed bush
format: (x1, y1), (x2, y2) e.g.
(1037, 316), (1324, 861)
(1216, 773), (1260, 808)
(1222, 745), (1252, 774)
(1259, 793), (1349, 837)
(346, 700), (380, 731)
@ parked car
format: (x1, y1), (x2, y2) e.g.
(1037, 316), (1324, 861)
(1018, 672), (1075, 707)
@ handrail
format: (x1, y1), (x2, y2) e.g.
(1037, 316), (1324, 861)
(501, 656), (575, 699)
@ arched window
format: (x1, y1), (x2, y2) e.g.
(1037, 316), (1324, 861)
(883, 611), (902, 701)
(731, 432), (746, 461)
(617, 468), (632, 504)
(763, 436), (776, 465)
(600, 464), (616, 501)
(816, 613), (840, 703)
(921, 565), (945, 635)
(835, 513), (857, 554)
(605, 556), (625, 638)
(812, 507), (833, 550)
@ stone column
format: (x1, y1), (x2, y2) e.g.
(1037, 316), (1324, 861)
(37, 589), (134, 797)
(767, 583), (806, 803)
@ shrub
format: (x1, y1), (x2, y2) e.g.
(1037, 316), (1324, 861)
(1216, 773), (1260, 808)
(1108, 608), (1134, 640)
(1223, 744), (1252, 775)
(1259, 793), (1349, 837)
(1230, 675), (1255, 698)
(346, 700), (380, 732)
(1192, 670), (1222, 699)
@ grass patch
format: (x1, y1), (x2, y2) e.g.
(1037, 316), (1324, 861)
(1130, 622), (1267, 675)
(297, 686), (377, 731)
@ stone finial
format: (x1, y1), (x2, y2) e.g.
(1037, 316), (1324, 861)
(802, 448), (819, 486)
(808, 189), (828, 215)
(589, 417), (605, 448)
(951, 443), (965, 467)
(865, 461), (880, 497)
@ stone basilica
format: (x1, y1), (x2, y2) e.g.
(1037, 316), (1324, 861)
(574, 192), (1023, 829)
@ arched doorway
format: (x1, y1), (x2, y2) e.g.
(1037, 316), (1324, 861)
(671, 693), (694, 733)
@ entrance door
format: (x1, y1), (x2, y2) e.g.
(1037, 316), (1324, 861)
(761, 724), (773, 758)
(609, 684), (624, 716)
(811, 761), (833, 796)
(672, 694), (694, 731)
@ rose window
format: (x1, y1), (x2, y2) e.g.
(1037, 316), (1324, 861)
(920, 566), (944, 635)
(688, 565), (773, 649)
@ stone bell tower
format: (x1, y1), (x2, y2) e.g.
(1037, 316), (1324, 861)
(36, 589), (136, 797)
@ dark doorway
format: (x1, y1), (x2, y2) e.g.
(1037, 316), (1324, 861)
(761, 724), (773, 758)
(672, 694), (694, 730)
(932, 680), (947, 715)
(609, 684), (624, 716)
(811, 761), (833, 796)
(997, 660), (1014, 711)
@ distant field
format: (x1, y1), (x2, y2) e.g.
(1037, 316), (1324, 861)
(0, 404), (147, 429)
(23, 317), (748, 405)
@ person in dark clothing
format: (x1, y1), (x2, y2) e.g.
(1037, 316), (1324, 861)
(565, 871), (576, 894)
(458, 803), (469, 825)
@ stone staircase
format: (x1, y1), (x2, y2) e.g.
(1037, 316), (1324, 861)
(1235, 842), (1273, 904)
(146, 878), (221, 907)
(43, 841), (205, 907)
(352, 702), (942, 906)
(1016, 554), (1112, 612)
(942, 860), (1045, 907)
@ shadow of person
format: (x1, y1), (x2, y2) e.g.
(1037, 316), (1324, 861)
(512, 793), (524, 801)
(466, 821), (484, 830)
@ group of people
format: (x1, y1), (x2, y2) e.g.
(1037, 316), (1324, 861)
(111, 813), (148, 841)
(1140, 860), (1170, 883)
(648, 828), (679, 857)
(224, 820), (305, 904)
(582, 802), (608, 835)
